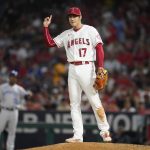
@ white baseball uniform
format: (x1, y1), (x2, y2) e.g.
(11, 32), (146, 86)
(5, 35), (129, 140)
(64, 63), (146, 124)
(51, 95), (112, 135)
(0, 83), (29, 150)
(53, 25), (110, 140)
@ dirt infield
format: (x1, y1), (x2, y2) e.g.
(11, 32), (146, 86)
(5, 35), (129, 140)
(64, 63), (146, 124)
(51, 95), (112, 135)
(25, 142), (150, 150)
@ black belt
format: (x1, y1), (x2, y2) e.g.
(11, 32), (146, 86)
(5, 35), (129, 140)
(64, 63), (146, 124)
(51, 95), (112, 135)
(70, 61), (92, 65)
(1, 106), (17, 111)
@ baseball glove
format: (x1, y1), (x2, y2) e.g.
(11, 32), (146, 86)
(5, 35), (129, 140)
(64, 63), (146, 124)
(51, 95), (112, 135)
(93, 67), (108, 91)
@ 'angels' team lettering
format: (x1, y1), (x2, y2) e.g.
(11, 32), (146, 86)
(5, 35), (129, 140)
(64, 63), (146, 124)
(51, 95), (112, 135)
(67, 38), (90, 48)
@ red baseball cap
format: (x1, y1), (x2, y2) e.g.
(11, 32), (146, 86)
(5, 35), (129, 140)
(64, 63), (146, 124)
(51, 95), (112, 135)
(67, 7), (81, 16)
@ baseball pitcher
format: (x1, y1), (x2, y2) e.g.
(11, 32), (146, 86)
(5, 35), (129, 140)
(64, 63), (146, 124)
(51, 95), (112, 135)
(43, 7), (112, 143)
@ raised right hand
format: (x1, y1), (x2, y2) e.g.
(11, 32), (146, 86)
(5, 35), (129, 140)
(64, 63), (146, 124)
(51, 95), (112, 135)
(43, 15), (52, 27)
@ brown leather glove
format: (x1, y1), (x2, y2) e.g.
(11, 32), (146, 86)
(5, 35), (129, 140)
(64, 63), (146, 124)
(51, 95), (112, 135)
(93, 67), (108, 91)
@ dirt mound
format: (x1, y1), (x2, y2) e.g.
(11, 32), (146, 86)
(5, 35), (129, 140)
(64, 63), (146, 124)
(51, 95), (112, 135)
(25, 142), (150, 150)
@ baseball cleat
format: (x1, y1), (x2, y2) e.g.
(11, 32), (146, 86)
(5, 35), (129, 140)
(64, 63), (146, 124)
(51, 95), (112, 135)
(65, 137), (83, 143)
(100, 131), (112, 142)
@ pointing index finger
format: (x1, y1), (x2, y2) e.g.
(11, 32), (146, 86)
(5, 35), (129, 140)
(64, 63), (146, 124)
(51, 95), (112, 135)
(50, 15), (52, 19)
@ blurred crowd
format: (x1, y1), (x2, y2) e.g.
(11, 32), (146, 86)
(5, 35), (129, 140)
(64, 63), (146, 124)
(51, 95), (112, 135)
(0, 0), (149, 113)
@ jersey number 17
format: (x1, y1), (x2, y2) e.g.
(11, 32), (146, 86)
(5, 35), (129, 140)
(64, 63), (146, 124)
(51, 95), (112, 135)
(79, 48), (87, 57)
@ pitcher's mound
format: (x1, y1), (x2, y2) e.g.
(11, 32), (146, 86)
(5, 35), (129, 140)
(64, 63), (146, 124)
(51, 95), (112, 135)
(26, 142), (150, 150)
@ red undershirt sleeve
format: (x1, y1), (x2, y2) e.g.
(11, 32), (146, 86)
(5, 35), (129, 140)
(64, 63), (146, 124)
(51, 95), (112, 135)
(43, 27), (56, 47)
(95, 43), (104, 68)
